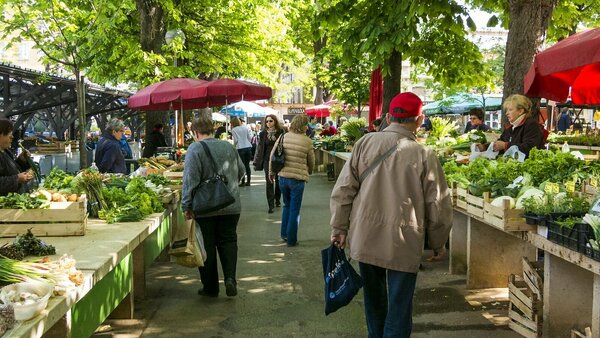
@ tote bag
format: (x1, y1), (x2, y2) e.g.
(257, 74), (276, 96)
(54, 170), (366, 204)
(321, 244), (363, 315)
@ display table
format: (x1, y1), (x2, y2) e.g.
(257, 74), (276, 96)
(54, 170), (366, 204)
(450, 209), (600, 338)
(1, 201), (181, 338)
(320, 149), (351, 179)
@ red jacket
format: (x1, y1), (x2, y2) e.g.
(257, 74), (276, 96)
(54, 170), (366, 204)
(320, 126), (337, 137)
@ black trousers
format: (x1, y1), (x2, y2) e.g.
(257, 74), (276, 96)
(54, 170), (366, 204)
(238, 147), (252, 184)
(195, 214), (240, 295)
(263, 161), (280, 209)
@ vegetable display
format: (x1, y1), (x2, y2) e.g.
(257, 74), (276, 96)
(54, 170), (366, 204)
(72, 169), (106, 217)
(13, 229), (56, 256)
(0, 193), (49, 210)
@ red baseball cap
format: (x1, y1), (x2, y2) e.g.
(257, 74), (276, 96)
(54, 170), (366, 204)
(389, 92), (423, 118)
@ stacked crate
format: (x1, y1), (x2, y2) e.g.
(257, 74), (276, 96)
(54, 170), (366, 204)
(508, 257), (543, 338)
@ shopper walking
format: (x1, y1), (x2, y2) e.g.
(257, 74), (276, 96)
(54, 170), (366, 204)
(181, 114), (245, 298)
(253, 114), (284, 213)
(231, 117), (253, 186)
(329, 92), (453, 338)
(270, 115), (314, 246)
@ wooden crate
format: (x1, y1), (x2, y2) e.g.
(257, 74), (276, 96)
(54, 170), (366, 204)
(571, 328), (593, 338)
(455, 186), (468, 211)
(483, 197), (533, 232)
(508, 274), (543, 338)
(455, 187), (486, 218)
(522, 257), (544, 299)
(35, 141), (72, 154)
(0, 195), (87, 237)
(162, 170), (184, 180)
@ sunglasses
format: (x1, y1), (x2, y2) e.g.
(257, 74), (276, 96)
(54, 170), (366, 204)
(266, 120), (274, 123)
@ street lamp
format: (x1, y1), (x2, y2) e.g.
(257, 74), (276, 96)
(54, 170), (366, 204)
(165, 28), (185, 147)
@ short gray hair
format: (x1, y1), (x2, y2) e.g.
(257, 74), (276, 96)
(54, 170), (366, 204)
(389, 115), (418, 124)
(106, 118), (125, 133)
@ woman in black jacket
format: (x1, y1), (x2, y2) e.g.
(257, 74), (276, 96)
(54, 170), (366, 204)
(0, 119), (33, 196)
(492, 94), (544, 158)
(253, 114), (284, 213)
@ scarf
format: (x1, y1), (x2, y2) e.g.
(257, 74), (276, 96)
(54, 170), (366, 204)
(267, 129), (279, 142)
(511, 114), (527, 129)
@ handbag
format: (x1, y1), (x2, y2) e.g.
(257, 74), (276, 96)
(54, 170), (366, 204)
(270, 133), (285, 174)
(192, 141), (236, 215)
(321, 244), (363, 315)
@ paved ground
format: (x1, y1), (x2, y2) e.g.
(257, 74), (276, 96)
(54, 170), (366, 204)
(93, 171), (519, 338)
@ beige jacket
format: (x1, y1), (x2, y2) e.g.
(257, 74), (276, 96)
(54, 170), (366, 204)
(330, 124), (453, 273)
(269, 132), (314, 181)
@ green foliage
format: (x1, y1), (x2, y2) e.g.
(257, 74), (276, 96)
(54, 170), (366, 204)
(42, 167), (77, 192)
(340, 117), (368, 142)
(429, 117), (458, 140)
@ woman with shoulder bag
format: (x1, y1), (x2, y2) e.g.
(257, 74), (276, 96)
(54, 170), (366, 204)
(269, 115), (314, 247)
(181, 114), (245, 298)
(253, 114), (284, 213)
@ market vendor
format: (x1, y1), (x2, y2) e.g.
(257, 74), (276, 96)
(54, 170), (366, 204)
(0, 119), (34, 196)
(477, 94), (544, 157)
(463, 108), (490, 133)
(94, 118), (127, 174)
(319, 122), (337, 137)
(142, 123), (168, 158)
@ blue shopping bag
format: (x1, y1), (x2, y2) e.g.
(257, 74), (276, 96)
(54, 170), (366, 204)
(321, 244), (363, 315)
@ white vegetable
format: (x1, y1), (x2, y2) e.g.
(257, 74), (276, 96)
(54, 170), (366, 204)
(491, 196), (516, 209)
(516, 188), (545, 209)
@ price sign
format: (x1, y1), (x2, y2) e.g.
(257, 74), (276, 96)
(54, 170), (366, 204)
(565, 181), (576, 193)
(544, 182), (560, 194)
(591, 177), (598, 187)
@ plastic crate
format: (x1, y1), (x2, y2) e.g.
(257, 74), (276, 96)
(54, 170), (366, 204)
(547, 221), (591, 253)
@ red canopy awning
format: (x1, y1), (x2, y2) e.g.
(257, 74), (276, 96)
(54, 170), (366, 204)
(524, 28), (600, 104)
(127, 78), (209, 111)
(180, 78), (272, 106)
(305, 104), (331, 117)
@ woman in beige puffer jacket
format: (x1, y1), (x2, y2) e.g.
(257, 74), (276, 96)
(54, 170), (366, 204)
(269, 115), (314, 246)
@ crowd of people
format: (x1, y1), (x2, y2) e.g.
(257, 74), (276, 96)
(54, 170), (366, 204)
(0, 91), (559, 338)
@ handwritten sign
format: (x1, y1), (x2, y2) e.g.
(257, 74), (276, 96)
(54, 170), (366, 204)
(591, 177), (598, 187)
(565, 181), (575, 193)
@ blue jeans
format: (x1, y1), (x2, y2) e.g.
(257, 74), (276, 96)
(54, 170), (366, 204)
(278, 176), (305, 245)
(359, 262), (417, 338)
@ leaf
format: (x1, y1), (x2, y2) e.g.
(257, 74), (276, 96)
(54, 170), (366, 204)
(466, 16), (477, 31)
(487, 15), (499, 27)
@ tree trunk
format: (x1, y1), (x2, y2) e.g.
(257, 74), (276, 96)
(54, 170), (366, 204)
(145, 111), (171, 148)
(502, 0), (557, 124)
(379, 50), (402, 130)
(313, 37), (327, 105)
(76, 72), (87, 169)
(135, 0), (165, 54)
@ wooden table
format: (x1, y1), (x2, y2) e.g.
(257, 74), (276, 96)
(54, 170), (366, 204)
(2, 201), (181, 338)
(450, 209), (600, 338)
(320, 149), (351, 179)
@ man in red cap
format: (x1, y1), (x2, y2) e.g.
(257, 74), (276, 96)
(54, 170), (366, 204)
(329, 92), (453, 338)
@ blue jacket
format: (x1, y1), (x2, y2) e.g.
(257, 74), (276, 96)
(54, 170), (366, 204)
(95, 132), (127, 174)
(120, 135), (133, 159)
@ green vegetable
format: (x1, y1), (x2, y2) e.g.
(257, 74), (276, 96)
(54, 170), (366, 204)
(147, 174), (172, 187)
(14, 229), (56, 256)
(99, 204), (144, 223)
(0, 193), (49, 210)
(73, 169), (107, 217)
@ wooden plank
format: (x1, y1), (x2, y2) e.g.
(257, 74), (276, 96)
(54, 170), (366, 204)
(509, 321), (538, 338)
(523, 258), (544, 299)
(509, 307), (539, 333)
(162, 170), (183, 179)
(510, 288), (536, 319)
(525, 233), (600, 276)
(0, 221), (85, 237)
